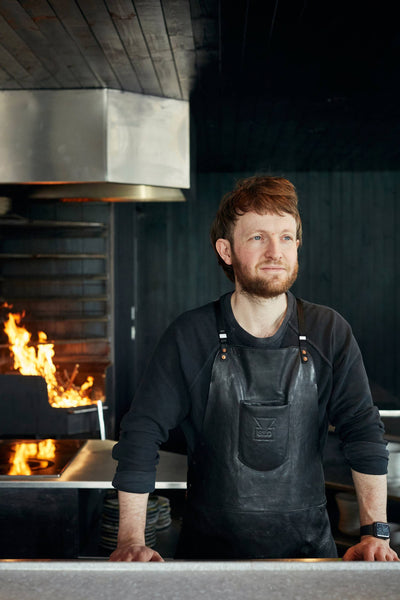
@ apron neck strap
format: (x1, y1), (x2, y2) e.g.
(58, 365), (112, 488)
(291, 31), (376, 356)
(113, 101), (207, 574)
(296, 298), (309, 363)
(214, 296), (309, 363)
(214, 299), (228, 348)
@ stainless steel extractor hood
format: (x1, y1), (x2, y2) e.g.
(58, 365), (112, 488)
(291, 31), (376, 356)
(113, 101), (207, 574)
(0, 89), (189, 202)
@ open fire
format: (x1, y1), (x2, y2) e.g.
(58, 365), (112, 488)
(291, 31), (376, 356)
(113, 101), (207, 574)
(2, 307), (102, 409)
(8, 439), (56, 476)
(0, 438), (87, 477)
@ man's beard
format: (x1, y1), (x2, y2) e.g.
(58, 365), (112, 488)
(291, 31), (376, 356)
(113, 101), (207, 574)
(232, 256), (299, 299)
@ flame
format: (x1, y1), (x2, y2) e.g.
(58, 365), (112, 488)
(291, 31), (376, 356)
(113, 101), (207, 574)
(8, 439), (56, 476)
(3, 311), (96, 408)
(36, 438), (56, 460)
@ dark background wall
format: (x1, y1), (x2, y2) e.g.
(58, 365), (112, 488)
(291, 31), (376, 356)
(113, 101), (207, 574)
(113, 170), (400, 434)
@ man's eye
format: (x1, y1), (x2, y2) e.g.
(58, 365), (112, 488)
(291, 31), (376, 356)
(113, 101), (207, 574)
(283, 235), (293, 241)
(253, 235), (262, 240)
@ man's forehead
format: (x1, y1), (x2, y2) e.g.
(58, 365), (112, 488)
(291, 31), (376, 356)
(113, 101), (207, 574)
(235, 210), (296, 229)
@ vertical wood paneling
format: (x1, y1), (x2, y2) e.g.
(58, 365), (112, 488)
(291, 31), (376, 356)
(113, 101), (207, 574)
(112, 203), (136, 432)
(394, 173), (400, 399)
(377, 171), (395, 389)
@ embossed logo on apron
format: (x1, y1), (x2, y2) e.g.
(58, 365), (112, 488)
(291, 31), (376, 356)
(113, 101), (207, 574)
(253, 417), (276, 441)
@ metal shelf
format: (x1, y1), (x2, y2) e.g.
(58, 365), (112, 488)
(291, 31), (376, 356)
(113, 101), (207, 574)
(0, 253), (107, 259)
(45, 355), (111, 364)
(0, 275), (108, 283)
(0, 338), (110, 349)
(0, 356), (110, 365)
(17, 315), (109, 322)
(0, 218), (107, 229)
(0, 219), (108, 240)
(2, 296), (108, 303)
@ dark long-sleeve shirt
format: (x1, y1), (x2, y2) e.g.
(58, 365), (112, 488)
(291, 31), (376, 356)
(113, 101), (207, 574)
(112, 291), (388, 493)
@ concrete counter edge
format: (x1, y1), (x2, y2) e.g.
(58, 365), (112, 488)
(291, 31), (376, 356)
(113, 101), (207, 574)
(0, 560), (399, 572)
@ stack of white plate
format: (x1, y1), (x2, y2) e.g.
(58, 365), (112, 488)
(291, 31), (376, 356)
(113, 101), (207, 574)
(155, 495), (172, 530)
(99, 492), (120, 552)
(144, 495), (160, 548)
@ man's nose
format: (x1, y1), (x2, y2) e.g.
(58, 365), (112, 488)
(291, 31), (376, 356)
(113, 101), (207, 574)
(264, 237), (282, 259)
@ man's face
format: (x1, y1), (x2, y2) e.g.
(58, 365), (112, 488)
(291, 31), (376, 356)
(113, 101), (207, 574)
(218, 211), (299, 299)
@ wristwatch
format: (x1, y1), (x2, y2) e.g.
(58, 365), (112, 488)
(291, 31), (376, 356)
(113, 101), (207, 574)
(359, 522), (390, 539)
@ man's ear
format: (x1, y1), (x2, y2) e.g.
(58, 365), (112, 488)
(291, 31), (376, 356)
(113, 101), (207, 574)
(215, 238), (233, 265)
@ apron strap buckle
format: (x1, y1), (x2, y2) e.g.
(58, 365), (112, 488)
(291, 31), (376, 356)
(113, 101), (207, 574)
(219, 330), (228, 358)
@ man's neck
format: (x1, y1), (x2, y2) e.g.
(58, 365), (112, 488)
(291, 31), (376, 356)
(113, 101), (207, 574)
(231, 290), (288, 338)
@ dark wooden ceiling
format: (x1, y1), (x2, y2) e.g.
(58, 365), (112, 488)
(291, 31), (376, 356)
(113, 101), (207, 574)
(0, 0), (399, 172)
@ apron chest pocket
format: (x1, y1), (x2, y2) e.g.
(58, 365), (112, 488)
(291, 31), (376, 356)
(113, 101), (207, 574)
(238, 401), (289, 471)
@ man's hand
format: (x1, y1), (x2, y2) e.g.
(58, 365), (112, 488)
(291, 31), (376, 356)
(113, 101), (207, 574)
(109, 543), (164, 562)
(342, 537), (400, 561)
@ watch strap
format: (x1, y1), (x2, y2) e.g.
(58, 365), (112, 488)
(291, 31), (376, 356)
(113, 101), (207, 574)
(360, 522), (390, 539)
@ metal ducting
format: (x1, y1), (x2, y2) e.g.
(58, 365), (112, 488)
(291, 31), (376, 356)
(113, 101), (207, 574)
(0, 89), (189, 202)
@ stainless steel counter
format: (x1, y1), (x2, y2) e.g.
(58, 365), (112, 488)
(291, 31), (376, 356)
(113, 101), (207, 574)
(0, 440), (188, 489)
(0, 560), (399, 600)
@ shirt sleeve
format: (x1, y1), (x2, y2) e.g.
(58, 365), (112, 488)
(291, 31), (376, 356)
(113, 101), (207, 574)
(326, 312), (388, 475)
(112, 320), (192, 493)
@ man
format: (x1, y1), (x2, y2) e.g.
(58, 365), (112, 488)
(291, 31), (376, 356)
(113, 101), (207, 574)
(111, 176), (399, 561)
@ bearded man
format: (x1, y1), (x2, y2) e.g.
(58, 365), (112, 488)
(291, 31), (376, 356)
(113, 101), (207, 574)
(111, 176), (398, 562)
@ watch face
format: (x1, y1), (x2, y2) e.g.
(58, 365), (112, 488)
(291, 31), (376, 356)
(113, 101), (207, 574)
(375, 522), (390, 538)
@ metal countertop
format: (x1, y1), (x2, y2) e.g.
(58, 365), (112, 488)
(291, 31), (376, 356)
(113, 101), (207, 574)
(0, 440), (188, 489)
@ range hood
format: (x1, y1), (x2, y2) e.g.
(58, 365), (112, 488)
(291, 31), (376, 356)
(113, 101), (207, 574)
(0, 89), (189, 202)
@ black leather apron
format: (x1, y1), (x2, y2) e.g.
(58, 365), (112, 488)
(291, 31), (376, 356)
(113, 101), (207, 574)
(175, 298), (337, 559)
